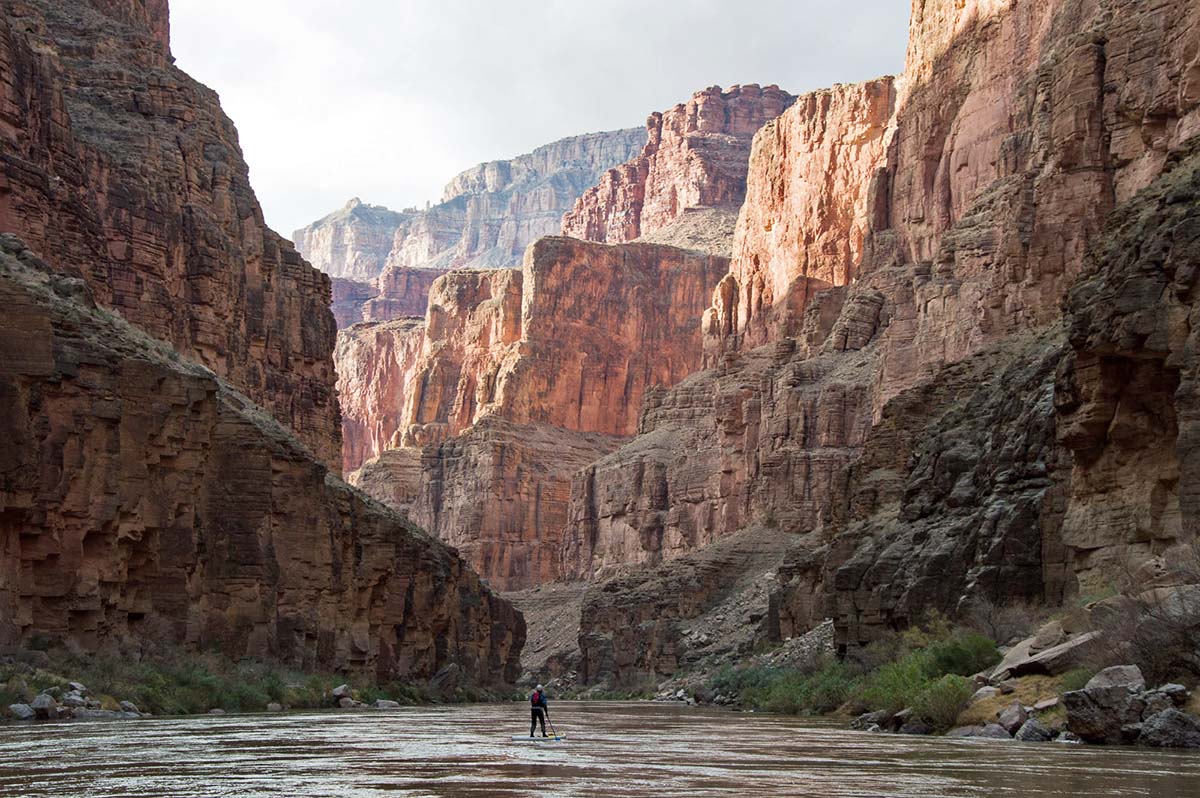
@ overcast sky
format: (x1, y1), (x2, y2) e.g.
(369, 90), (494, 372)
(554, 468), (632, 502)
(170, 1), (911, 238)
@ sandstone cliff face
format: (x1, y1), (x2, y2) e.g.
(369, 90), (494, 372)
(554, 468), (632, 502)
(0, 238), (523, 683)
(331, 278), (377, 329)
(565, 0), (1200, 682)
(336, 318), (426, 474)
(349, 238), (728, 589)
(362, 266), (448, 323)
(294, 198), (415, 282)
(0, 0), (341, 469)
(704, 78), (896, 355)
(561, 85), (796, 248)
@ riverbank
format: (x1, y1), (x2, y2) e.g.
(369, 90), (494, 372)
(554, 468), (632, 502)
(1, 645), (512, 722)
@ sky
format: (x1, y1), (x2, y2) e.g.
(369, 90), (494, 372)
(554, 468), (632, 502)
(170, 1), (911, 238)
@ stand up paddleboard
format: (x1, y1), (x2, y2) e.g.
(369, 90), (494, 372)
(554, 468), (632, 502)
(511, 735), (567, 742)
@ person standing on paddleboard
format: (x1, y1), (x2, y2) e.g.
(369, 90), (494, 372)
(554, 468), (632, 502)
(529, 684), (549, 737)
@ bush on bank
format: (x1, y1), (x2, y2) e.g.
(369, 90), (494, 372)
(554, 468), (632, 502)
(707, 622), (1002, 731)
(1, 647), (498, 718)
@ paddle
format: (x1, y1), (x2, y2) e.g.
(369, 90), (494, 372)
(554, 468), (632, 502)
(546, 713), (561, 740)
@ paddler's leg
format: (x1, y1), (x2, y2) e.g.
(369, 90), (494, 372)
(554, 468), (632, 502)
(530, 707), (536, 737)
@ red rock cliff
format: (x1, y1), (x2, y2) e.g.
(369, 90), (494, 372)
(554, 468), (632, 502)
(704, 78), (896, 356)
(0, 0), (341, 469)
(349, 238), (728, 589)
(568, 0), (1200, 680)
(562, 85), (796, 246)
(0, 237), (523, 682)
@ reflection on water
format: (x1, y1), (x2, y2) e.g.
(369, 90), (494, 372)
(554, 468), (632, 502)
(1, 701), (1199, 797)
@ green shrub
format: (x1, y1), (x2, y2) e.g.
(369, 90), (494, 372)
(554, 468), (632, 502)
(1059, 667), (1095, 692)
(913, 674), (974, 730)
(856, 651), (934, 714)
(924, 632), (1000, 677)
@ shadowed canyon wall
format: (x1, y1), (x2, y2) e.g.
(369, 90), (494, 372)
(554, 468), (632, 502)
(0, 236), (523, 682)
(569, 0), (1200, 683)
(0, 0), (523, 683)
(0, 0), (341, 469)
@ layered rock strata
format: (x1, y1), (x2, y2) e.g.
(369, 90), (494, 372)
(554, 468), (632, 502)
(348, 238), (729, 588)
(305, 130), (644, 331)
(0, 237), (523, 683)
(563, 0), (1200, 681)
(293, 198), (415, 282)
(0, 0), (341, 468)
(336, 317), (426, 474)
(704, 78), (895, 354)
(561, 85), (796, 248)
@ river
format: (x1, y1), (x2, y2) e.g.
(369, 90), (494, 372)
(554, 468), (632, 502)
(1, 701), (1199, 796)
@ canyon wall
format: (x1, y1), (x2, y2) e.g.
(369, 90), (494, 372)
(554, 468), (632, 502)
(0, 236), (523, 683)
(561, 85), (795, 248)
(0, 0), (522, 683)
(298, 129), (645, 331)
(570, 0), (1200, 682)
(704, 78), (895, 355)
(349, 238), (728, 589)
(0, 0), (341, 469)
(294, 198), (415, 283)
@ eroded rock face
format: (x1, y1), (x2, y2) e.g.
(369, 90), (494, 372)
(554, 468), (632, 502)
(0, 0), (341, 469)
(563, 0), (1200, 681)
(704, 78), (896, 355)
(294, 198), (415, 282)
(562, 85), (796, 247)
(336, 318), (426, 473)
(0, 240), (523, 683)
(362, 267), (448, 323)
(351, 238), (728, 589)
(331, 278), (377, 329)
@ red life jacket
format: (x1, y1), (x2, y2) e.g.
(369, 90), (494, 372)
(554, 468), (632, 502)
(531, 690), (543, 707)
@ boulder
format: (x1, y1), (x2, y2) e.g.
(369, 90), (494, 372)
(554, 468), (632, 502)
(68, 682), (88, 694)
(946, 724), (1012, 739)
(61, 691), (86, 708)
(1160, 684), (1191, 706)
(1139, 709), (1200, 748)
(208, 708), (226, 715)
(1055, 731), (1082, 744)
(990, 631), (1103, 680)
(1015, 718), (1054, 742)
(431, 663), (463, 692)
(8, 704), (35, 721)
(119, 700), (140, 714)
(1033, 697), (1059, 712)
(30, 693), (57, 719)
(1140, 690), (1175, 718)
(1063, 685), (1144, 743)
(851, 710), (893, 731)
(332, 684), (352, 700)
(337, 697), (357, 709)
(997, 701), (1029, 734)
(374, 699), (401, 709)
(1084, 665), (1145, 692)
(267, 702), (284, 712)
(971, 686), (999, 702)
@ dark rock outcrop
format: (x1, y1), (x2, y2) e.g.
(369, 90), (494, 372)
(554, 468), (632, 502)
(0, 0), (341, 468)
(0, 238), (523, 682)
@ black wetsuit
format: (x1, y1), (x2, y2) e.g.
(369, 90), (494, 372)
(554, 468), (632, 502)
(530, 690), (548, 737)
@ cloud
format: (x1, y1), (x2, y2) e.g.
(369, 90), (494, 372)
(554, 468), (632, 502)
(169, 0), (910, 237)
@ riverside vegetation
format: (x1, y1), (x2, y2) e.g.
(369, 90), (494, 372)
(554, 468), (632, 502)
(1, 644), (505, 721)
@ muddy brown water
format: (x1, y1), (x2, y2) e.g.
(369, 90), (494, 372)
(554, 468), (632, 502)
(1, 701), (1199, 797)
